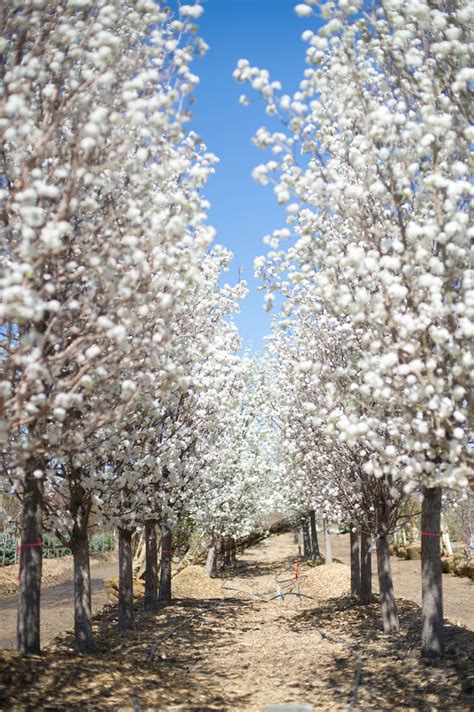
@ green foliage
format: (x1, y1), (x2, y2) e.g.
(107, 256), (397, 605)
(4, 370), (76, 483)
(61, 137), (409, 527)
(174, 518), (196, 554)
(0, 531), (116, 566)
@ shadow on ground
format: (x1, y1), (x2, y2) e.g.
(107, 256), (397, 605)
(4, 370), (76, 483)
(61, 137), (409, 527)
(291, 596), (474, 711)
(0, 598), (253, 711)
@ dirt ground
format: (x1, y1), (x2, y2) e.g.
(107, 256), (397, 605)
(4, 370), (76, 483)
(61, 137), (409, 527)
(0, 553), (118, 649)
(1, 532), (473, 711)
(331, 533), (474, 629)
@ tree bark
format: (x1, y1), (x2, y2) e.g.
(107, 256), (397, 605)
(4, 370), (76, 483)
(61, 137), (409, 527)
(323, 518), (333, 564)
(71, 526), (94, 653)
(421, 486), (444, 659)
(144, 521), (158, 611)
(118, 528), (134, 630)
(17, 464), (44, 655)
(302, 519), (312, 558)
(350, 525), (361, 597)
(360, 530), (372, 604)
(309, 510), (321, 560)
(205, 534), (217, 577)
(376, 534), (399, 633)
(158, 528), (172, 602)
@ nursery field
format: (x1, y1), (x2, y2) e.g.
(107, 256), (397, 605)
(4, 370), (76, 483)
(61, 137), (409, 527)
(1, 533), (473, 711)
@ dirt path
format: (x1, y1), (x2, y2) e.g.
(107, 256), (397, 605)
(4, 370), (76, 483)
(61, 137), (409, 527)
(1, 532), (473, 711)
(0, 558), (118, 650)
(330, 533), (474, 630)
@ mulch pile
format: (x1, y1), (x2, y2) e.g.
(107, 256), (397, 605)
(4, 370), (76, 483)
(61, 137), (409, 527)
(300, 561), (351, 600)
(0, 552), (117, 597)
(173, 565), (223, 599)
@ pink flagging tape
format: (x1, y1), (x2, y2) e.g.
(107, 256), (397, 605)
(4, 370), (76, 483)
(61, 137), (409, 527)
(421, 532), (441, 537)
(17, 542), (43, 579)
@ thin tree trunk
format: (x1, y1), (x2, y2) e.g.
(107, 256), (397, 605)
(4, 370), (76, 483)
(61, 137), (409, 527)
(421, 486), (444, 659)
(298, 527), (303, 557)
(360, 530), (372, 604)
(376, 534), (399, 633)
(302, 519), (311, 558)
(223, 536), (231, 568)
(230, 539), (236, 565)
(71, 526), (94, 653)
(17, 464), (44, 655)
(205, 534), (217, 577)
(118, 528), (134, 630)
(350, 525), (361, 597)
(158, 528), (172, 602)
(144, 522), (158, 611)
(440, 513), (453, 556)
(309, 510), (321, 560)
(323, 519), (333, 564)
(218, 535), (225, 571)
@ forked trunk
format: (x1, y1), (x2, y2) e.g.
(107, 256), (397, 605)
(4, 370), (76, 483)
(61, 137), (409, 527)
(158, 528), (172, 602)
(17, 464), (44, 655)
(309, 510), (321, 560)
(118, 528), (134, 630)
(71, 527), (94, 653)
(421, 486), (444, 659)
(144, 521), (158, 611)
(376, 534), (399, 633)
(205, 534), (217, 577)
(323, 519), (333, 564)
(350, 525), (361, 597)
(360, 530), (372, 604)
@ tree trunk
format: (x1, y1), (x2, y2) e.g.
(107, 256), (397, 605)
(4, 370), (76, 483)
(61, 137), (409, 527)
(323, 519), (333, 564)
(17, 465), (44, 655)
(421, 486), (444, 659)
(71, 526), (94, 653)
(118, 529), (134, 630)
(350, 525), (361, 597)
(360, 530), (372, 604)
(158, 528), (172, 602)
(440, 513), (453, 556)
(309, 510), (321, 560)
(218, 535), (225, 571)
(144, 522), (158, 611)
(230, 539), (236, 565)
(223, 536), (231, 569)
(205, 534), (217, 577)
(302, 519), (311, 558)
(376, 534), (399, 633)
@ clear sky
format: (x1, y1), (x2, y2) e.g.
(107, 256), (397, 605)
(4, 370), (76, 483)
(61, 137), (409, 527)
(187, 0), (321, 352)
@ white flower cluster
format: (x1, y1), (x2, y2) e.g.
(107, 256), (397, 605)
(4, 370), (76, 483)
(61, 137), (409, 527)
(237, 0), (473, 525)
(0, 1), (270, 547)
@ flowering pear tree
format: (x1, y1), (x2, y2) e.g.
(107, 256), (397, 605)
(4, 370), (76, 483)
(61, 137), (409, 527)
(236, 0), (472, 656)
(191, 358), (276, 575)
(0, 0), (211, 653)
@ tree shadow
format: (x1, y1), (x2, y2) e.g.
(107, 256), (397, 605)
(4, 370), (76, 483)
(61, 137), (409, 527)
(0, 597), (255, 711)
(290, 596), (474, 711)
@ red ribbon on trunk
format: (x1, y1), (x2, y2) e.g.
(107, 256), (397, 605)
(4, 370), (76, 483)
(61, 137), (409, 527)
(421, 532), (441, 537)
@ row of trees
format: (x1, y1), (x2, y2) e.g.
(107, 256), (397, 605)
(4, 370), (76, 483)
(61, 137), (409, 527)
(238, 0), (472, 658)
(0, 1), (274, 655)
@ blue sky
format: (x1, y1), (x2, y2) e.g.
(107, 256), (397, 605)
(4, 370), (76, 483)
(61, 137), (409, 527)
(187, 0), (321, 352)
